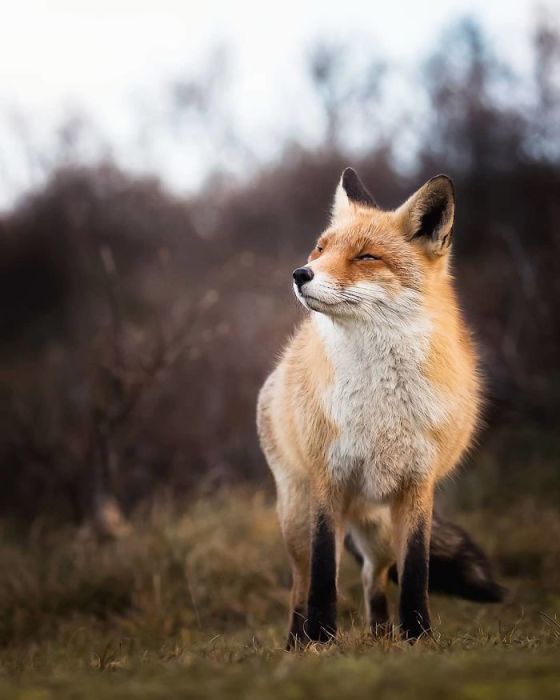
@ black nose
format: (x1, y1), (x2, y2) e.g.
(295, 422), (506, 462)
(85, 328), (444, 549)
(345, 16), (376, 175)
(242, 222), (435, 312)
(293, 267), (314, 287)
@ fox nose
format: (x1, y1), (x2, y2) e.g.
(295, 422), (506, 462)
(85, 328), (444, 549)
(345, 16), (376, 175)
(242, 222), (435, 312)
(293, 267), (314, 288)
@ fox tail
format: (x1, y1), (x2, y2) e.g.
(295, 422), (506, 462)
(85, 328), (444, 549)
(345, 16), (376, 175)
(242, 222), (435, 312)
(345, 513), (506, 603)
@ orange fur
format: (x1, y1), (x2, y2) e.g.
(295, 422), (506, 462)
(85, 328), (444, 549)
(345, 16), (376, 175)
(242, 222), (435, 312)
(257, 169), (481, 643)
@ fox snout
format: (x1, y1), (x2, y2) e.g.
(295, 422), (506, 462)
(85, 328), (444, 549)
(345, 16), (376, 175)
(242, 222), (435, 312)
(293, 266), (314, 289)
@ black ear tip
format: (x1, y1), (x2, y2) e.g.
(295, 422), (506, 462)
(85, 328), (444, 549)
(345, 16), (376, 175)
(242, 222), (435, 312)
(340, 167), (377, 208)
(429, 174), (455, 198)
(342, 167), (359, 185)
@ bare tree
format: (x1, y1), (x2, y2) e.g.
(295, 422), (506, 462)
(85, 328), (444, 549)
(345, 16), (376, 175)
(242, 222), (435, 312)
(307, 40), (386, 150)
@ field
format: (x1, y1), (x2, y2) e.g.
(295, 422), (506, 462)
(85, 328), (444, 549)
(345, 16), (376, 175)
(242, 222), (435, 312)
(0, 491), (559, 699)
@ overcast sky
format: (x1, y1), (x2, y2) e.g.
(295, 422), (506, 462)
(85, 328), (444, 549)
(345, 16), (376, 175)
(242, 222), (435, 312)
(0, 0), (556, 207)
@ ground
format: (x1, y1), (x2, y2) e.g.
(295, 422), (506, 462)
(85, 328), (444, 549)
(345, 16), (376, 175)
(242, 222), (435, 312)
(0, 492), (559, 699)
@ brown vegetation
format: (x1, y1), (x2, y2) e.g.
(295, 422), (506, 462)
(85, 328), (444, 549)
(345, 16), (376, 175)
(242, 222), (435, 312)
(0, 493), (558, 698)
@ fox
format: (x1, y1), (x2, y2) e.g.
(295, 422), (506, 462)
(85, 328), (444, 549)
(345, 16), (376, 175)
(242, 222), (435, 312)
(257, 167), (504, 648)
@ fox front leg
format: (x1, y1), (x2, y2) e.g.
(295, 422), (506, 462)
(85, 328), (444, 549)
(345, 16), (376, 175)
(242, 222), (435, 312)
(391, 484), (434, 640)
(306, 510), (338, 643)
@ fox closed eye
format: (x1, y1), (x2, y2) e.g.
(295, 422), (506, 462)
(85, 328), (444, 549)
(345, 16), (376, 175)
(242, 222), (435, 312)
(355, 253), (381, 261)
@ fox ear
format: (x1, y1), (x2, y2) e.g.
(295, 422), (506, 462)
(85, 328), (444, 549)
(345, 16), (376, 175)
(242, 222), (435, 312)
(397, 175), (455, 256)
(331, 167), (377, 224)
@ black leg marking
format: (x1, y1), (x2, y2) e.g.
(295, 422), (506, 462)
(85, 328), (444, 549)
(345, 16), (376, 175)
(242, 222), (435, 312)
(306, 511), (337, 643)
(400, 519), (431, 640)
(387, 514), (507, 602)
(369, 591), (390, 637)
(286, 606), (306, 650)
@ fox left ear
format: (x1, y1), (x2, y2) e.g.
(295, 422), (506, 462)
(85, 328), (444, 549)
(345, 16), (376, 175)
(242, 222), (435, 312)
(331, 167), (377, 224)
(397, 175), (455, 256)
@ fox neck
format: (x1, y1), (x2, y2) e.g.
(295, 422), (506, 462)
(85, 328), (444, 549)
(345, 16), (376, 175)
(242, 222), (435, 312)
(312, 291), (432, 366)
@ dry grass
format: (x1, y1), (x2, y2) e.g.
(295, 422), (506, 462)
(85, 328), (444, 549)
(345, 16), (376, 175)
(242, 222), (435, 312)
(0, 491), (559, 699)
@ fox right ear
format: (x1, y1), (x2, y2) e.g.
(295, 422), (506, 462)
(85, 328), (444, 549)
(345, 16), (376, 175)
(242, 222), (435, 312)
(331, 167), (377, 224)
(397, 175), (455, 256)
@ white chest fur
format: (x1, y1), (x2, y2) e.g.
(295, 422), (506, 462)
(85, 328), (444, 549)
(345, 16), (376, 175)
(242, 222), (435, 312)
(314, 311), (449, 502)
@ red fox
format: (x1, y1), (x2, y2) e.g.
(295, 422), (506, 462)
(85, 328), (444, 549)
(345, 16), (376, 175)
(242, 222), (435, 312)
(257, 168), (504, 648)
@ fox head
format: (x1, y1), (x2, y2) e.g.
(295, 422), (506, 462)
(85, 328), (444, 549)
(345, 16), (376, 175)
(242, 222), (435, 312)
(293, 168), (455, 323)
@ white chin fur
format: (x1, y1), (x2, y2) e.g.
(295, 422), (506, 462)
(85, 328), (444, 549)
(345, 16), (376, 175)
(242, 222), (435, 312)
(293, 282), (313, 311)
(293, 277), (420, 323)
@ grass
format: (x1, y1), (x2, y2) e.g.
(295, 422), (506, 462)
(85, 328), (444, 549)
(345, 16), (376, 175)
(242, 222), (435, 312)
(0, 491), (559, 699)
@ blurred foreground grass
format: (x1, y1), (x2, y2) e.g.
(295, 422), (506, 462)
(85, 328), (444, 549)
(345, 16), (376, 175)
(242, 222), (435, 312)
(0, 491), (559, 699)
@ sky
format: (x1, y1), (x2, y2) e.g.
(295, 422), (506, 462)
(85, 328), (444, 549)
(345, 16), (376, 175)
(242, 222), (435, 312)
(0, 0), (556, 208)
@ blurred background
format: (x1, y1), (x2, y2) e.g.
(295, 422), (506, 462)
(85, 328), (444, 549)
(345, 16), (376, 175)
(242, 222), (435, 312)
(1, 0), (559, 534)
